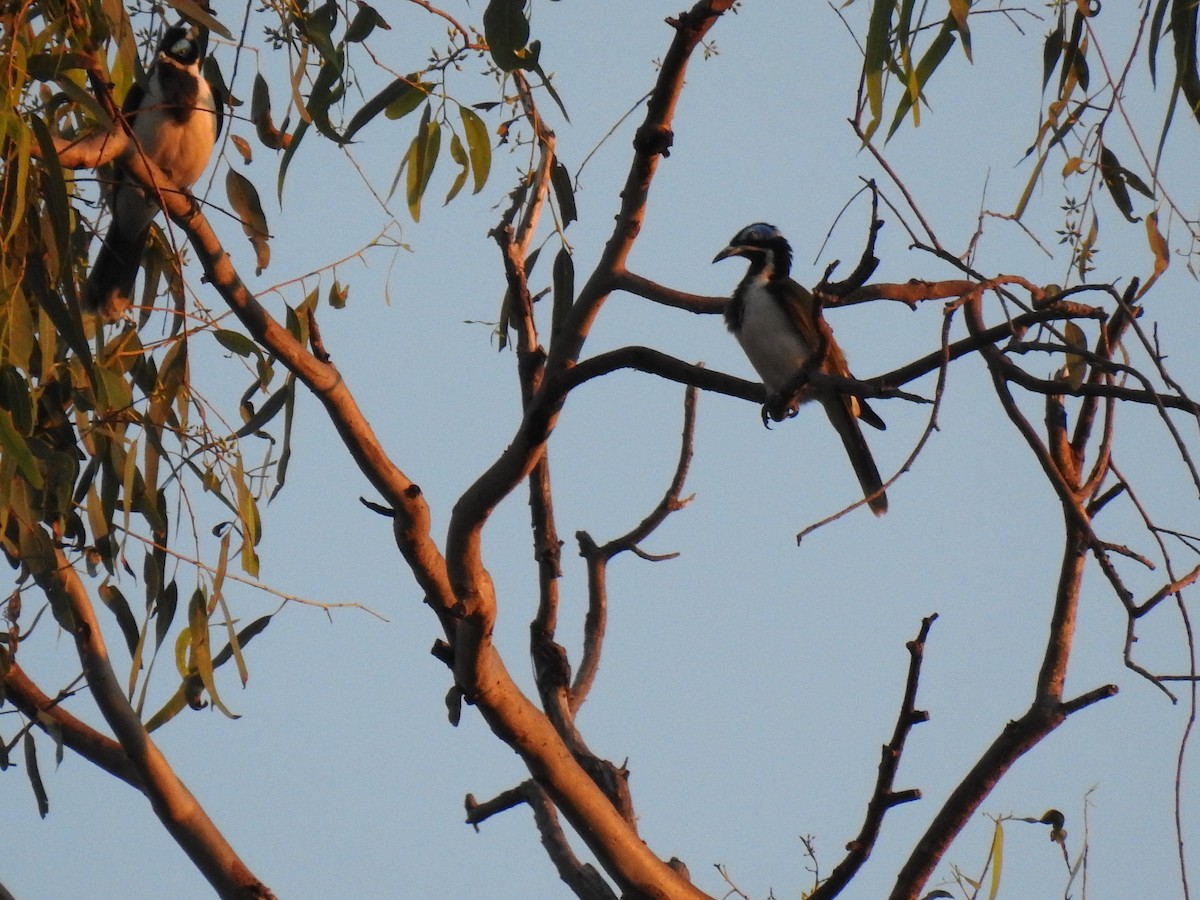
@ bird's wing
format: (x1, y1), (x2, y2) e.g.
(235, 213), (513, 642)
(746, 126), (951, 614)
(778, 278), (885, 429)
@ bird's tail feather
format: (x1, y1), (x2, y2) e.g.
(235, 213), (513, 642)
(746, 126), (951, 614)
(84, 228), (148, 324)
(822, 397), (888, 516)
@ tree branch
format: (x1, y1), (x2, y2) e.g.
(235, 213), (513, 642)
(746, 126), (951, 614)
(27, 538), (274, 899)
(2, 660), (141, 789)
(812, 616), (935, 899)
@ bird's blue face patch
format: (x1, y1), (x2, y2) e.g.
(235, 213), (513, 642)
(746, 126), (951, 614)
(734, 223), (781, 245)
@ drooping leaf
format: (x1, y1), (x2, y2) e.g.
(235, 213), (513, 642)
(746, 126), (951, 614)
(1043, 19), (1065, 91)
(1140, 210), (1170, 297)
(550, 159), (576, 225)
(251, 73), (292, 151)
(165, 0), (233, 39)
(887, 17), (957, 140)
(295, 0), (341, 66)
(987, 819), (1004, 900)
(551, 247), (574, 343)
(0, 407), (43, 489)
(234, 380), (292, 439)
(459, 105), (492, 193)
(345, 2), (389, 42)
(1148, 0), (1170, 86)
(23, 732), (48, 818)
(225, 170), (272, 272)
(188, 585), (238, 718)
(405, 107), (440, 222)
(861, 0), (896, 141)
(341, 75), (429, 144)
(98, 582), (140, 657)
(1097, 145), (1139, 223)
(154, 579), (179, 651)
(444, 133), (469, 205)
(270, 374), (298, 501)
(947, 0), (972, 63)
(483, 0), (532, 72)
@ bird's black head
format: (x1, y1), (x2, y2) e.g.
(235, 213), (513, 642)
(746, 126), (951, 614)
(712, 222), (793, 279)
(158, 23), (207, 67)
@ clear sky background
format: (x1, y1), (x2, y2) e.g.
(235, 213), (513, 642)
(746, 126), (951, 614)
(6, 2), (1199, 898)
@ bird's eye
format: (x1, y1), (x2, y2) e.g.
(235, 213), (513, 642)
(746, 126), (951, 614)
(170, 38), (191, 56)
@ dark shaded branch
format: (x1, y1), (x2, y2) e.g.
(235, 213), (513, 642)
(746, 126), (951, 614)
(812, 615), (936, 899)
(614, 270), (727, 314)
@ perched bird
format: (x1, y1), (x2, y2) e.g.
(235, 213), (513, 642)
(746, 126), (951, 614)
(715, 222), (888, 515)
(85, 23), (220, 323)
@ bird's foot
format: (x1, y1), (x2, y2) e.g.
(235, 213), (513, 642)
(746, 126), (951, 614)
(762, 392), (801, 427)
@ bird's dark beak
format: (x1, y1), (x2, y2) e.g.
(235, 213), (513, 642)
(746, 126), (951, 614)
(712, 245), (740, 264)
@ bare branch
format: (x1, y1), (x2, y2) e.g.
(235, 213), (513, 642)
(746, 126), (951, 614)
(812, 615), (936, 899)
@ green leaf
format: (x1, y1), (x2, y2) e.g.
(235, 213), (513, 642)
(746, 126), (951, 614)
(1043, 18), (1065, 91)
(165, 0), (234, 39)
(234, 380), (292, 439)
(304, 46), (348, 141)
(23, 732), (48, 818)
(251, 73), (292, 151)
(225, 170), (272, 273)
(550, 159), (576, 226)
(213, 328), (262, 360)
(0, 407), (43, 489)
(1148, 0), (1170, 86)
(188, 585), (239, 718)
(296, 0), (341, 66)
(551, 247), (574, 343)
(444, 133), (469, 205)
(483, 0), (532, 72)
(459, 105), (492, 193)
(212, 614), (272, 669)
(155, 580), (179, 650)
(1098, 145), (1139, 223)
(98, 582), (140, 658)
(144, 685), (188, 732)
(345, 2), (389, 42)
(861, 0), (896, 141)
(341, 75), (429, 144)
(270, 375), (298, 501)
(886, 17), (957, 140)
(406, 107), (441, 222)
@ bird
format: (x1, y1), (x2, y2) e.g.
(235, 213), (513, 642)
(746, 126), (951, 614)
(714, 222), (888, 515)
(84, 23), (221, 323)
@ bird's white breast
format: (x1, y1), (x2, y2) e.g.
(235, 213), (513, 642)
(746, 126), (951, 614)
(136, 69), (217, 189)
(734, 278), (814, 393)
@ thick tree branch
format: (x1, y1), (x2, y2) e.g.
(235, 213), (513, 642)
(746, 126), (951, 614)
(2, 660), (141, 789)
(27, 539), (273, 899)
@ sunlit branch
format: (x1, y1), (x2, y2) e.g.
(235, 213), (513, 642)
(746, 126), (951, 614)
(27, 537), (274, 899)
(2, 661), (141, 788)
(572, 385), (698, 713)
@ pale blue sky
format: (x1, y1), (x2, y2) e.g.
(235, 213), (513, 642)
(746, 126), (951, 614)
(7, 3), (1198, 898)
